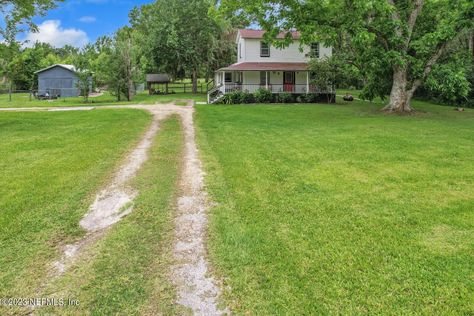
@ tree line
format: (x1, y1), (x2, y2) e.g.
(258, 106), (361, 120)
(1, 0), (473, 110)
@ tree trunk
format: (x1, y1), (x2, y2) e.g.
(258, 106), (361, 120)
(192, 69), (198, 94)
(469, 32), (474, 57)
(127, 64), (133, 101)
(383, 67), (414, 113)
(8, 82), (12, 102)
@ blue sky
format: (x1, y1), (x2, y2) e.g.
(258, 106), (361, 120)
(19, 0), (152, 47)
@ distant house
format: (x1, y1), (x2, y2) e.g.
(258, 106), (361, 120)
(208, 29), (334, 103)
(35, 64), (91, 98)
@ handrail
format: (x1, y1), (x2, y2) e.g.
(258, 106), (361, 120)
(207, 84), (223, 103)
(206, 79), (215, 93)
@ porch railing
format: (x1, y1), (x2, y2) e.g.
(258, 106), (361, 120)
(220, 83), (334, 94)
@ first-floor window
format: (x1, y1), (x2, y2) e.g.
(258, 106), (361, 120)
(235, 72), (243, 83)
(260, 71), (270, 85)
(225, 72), (232, 83)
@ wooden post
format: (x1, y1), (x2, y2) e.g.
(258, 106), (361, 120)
(306, 71), (309, 94)
(8, 83), (12, 102)
(265, 71), (268, 90)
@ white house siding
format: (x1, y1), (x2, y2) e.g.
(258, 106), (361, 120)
(242, 71), (260, 93)
(237, 37), (246, 63)
(295, 71), (308, 93)
(240, 39), (332, 63)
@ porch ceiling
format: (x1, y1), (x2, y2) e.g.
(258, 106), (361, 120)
(218, 62), (309, 72)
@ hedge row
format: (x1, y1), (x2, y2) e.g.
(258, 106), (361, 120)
(217, 88), (327, 104)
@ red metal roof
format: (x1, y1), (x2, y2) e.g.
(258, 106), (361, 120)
(238, 29), (301, 40)
(219, 62), (309, 71)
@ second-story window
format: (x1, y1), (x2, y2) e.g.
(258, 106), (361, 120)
(239, 43), (242, 59)
(310, 42), (320, 58)
(260, 41), (270, 57)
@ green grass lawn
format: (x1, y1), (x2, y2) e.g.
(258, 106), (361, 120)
(0, 91), (206, 108)
(0, 109), (150, 314)
(39, 116), (184, 315)
(196, 99), (474, 314)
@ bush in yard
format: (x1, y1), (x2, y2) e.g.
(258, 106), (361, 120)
(229, 91), (246, 104)
(241, 91), (255, 104)
(220, 94), (232, 104)
(254, 88), (274, 103)
(302, 93), (320, 103)
(278, 92), (294, 103)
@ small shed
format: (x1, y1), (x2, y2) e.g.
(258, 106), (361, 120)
(146, 74), (171, 95)
(35, 64), (91, 98)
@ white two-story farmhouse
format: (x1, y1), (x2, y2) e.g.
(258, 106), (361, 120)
(208, 29), (333, 103)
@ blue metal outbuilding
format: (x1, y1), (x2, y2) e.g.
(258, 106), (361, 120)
(35, 64), (90, 97)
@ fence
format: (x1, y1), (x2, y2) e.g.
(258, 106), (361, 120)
(150, 83), (208, 94)
(0, 89), (92, 104)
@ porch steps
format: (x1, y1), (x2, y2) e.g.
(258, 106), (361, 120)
(207, 85), (224, 104)
(209, 93), (224, 104)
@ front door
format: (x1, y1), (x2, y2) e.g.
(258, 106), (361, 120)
(283, 71), (295, 92)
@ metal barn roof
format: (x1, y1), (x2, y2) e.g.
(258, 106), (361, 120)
(35, 64), (77, 74)
(146, 74), (171, 83)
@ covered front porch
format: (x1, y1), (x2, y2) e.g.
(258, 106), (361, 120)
(214, 62), (334, 95)
(216, 70), (316, 94)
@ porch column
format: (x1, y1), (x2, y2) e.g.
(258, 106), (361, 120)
(306, 71), (309, 94)
(222, 71), (225, 92)
(265, 71), (268, 90)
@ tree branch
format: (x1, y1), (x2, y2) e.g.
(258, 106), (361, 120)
(406, 0), (424, 45)
(408, 41), (448, 97)
(387, 0), (402, 37)
(367, 25), (390, 50)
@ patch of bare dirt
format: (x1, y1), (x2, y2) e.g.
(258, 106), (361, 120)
(171, 106), (228, 315)
(52, 106), (166, 275)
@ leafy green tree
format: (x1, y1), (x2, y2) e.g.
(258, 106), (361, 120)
(418, 38), (473, 106)
(309, 57), (341, 103)
(224, 0), (474, 112)
(1, 0), (63, 100)
(102, 27), (140, 101)
(132, 0), (224, 93)
(1, 0), (63, 39)
(7, 43), (58, 91)
(74, 52), (93, 102)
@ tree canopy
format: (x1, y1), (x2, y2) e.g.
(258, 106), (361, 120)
(131, 0), (235, 92)
(1, 0), (63, 40)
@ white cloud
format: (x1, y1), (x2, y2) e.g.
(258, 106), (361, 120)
(79, 16), (96, 23)
(23, 20), (89, 48)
